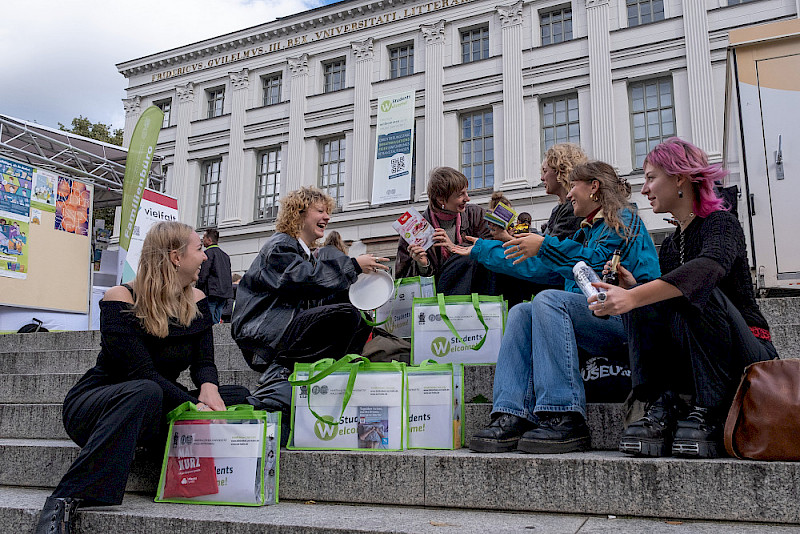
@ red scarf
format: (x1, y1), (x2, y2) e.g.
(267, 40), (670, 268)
(429, 206), (462, 261)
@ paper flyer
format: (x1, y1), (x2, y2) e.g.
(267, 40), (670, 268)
(31, 168), (58, 212)
(0, 217), (29, 279)
(357, 406), (390, 449)
(0, 157), (33, 221)
(484, 202), (516, 229)
(54, 177), (90, 236)
(392, 208), (434, 250)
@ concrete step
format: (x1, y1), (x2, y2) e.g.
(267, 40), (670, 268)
(7, 487), (799, 534)
(0, 343), (250, 375)
(0, 370), (259, 404)
(758, 296), (800, 326)
(1, 440), (798, 524)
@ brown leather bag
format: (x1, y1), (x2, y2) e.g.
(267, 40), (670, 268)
(724, 359), (800, 461)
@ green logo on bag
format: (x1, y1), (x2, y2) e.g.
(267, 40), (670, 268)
(313, 415), (339, 441)
(431, 336), (450, 358)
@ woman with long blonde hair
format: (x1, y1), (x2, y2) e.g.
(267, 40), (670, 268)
(35, 221), (250, 534)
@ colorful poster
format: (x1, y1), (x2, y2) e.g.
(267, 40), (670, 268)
(0, 157), (33, 221)
(122, 188), (179, 283)
(31, 169), (58, 212)
(371, 91), (415, 205)
(0, 217), (29, 279)
(30, 208), (42, 225)
(54, 177), (91, 236)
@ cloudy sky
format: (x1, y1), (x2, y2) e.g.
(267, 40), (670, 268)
(1, 0), (337, 132)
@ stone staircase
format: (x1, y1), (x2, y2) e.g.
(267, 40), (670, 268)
(1, 297), (799, 532)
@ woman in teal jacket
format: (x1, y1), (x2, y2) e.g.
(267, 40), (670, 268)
(458, 161), (660, 454)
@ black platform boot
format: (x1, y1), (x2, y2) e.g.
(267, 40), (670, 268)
(619, 390), (684, 457)
(34, 496), (81, 534)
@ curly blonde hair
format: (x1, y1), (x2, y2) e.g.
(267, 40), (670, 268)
(275, 186), (335, 240)
(544, 143), (589, 193)
(569, 161), (633, 238)
(133, 221), (200, 338)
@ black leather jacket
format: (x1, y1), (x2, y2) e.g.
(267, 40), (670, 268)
(231, 232), (361, 371)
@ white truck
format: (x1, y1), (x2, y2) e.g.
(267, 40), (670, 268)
(724, 18), (800, 294)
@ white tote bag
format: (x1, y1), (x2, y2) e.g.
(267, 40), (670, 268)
(406, 360), (464, 449)
(373, 276), (435, 339)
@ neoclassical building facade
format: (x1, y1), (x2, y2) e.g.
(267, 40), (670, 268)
(117, 0), (799, 273)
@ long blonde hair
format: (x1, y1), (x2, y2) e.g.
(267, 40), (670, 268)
(133, 221), (200, 338)
(569, 161), (633, 237)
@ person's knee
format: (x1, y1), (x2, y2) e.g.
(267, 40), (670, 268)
(507, 301), (532, 325)
(128, 380), (163, 411)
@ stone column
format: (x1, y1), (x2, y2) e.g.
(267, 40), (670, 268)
(349, 38), (374, 209)
(586, 0), (616, 166)
(173, 83), (195, 223)
(122, 96), (141, 148)
(682, 2), (720, 161)
(421, 20), (446, 201)
(497, 1), (528, 189)
(220, 68), (249, 227)
(287, 54), (310, 192)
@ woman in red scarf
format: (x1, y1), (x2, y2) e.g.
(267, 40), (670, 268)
(395, 166), (493, 295)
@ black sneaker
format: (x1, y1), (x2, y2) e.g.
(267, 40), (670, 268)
(469, 413), (536, 453)
(672, 406), (725, 458)
(517, 412), (590, 454)
(619, 390), (684, 457)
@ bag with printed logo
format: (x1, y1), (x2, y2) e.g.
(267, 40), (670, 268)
(406, 360), (465, 449)
(411, 294), (506, 365)
(156, 403), (281, 506)
(371, 276), (436, 339)
(288, 355), (406, 451)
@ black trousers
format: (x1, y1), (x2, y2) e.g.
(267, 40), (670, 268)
(53, 380), (250, 505)
(624, 287), (777, 410)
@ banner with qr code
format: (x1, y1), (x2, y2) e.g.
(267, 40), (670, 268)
(121, 188), (179, 283)
(371, 91), (415, 205)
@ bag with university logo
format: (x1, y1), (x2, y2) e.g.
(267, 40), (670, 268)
(156, 403), (280, 506)
(372, 276), (436, 339)
(411, 294), (506, 365)
(288, 355), (406, 451)
(406, 360), (464, 449)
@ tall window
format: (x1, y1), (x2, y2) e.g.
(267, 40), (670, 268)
(461, 27), (490, 63)
(262, 74), (282, 106)
(460, 110), (494, 190)
(389, 44), (414, 79)
(540, 6), (573, 45)
(255, 148), (281, 221)
(627, 0), (664, 27)
(207, 87), (225, 118)
(154, 99), (171, 128)
(629, 77), (675, 168)
(199, 159), (221, 227)
(323, 59), (346, 93)
(541, 94), (580, 153)
(319, 137), (346, 207)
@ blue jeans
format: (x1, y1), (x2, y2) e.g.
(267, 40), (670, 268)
(207, 296), (227, 324)
(491, 289), (626, 420)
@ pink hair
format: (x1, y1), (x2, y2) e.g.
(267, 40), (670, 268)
(644, 137), (727, 217)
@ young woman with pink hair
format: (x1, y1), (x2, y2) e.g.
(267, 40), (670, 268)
(592, 138), (777, 459)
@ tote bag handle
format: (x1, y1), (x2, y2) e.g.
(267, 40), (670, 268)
(437, 293), (489, 351)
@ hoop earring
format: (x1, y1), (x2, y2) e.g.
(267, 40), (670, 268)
(678, 189), (684, 198)
(589, 193), (598, 202)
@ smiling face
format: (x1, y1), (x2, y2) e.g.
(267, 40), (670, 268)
(642, 162), (680, 214)
(175, 232), (207, 288)
(541, 163), (562, 196)
(299, 202), (331, 245)
(566, 179), (599, 218)
(440, 187), (470, 213)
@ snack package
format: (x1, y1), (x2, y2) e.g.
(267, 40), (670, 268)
(392, 208), (434, 250)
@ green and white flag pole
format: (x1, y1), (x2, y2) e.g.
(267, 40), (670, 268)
(117, 106), (164, 284)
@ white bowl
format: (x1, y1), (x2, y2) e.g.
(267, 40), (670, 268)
(348, 270), (395, 310)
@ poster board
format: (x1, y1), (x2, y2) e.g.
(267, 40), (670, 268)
(0, 156), (92, 313)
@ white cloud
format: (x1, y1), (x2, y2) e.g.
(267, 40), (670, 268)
(0, 0), (324, 130)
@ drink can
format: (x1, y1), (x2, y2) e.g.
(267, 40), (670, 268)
(573, 261), (606, 300)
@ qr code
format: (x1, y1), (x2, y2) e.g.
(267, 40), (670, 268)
(133, 225), (140, 237)
(390, 155), (406, 174)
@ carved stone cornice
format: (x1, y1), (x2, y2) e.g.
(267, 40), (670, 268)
(351, 37), (374, 61)
(176, 82), (195, 103)
(420, 20), (446, 45)
(123, 96), (141, 115)
(497, 1), (524, 28)
(586, 0), (610, 8)
(288, 54), (309, 76)
(229, 68), (250, 90)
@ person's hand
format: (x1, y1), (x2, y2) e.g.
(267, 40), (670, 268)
(198, 383), (226, 411)
(356, 254), (390, 274)
(602, 261), (637, 289)
(588, 283), (636, 316)
(488, 224), (513, 243)
(408, 245), (429, 268)
(451, 244), (473, 256)
(432, 228), (455, 252)
(502, 233), (545, 264)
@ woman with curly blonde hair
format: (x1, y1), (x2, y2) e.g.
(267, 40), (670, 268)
(36, 222), (250, 533)
(232, 187), (388, 416)
(540, 143), (588, 238)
